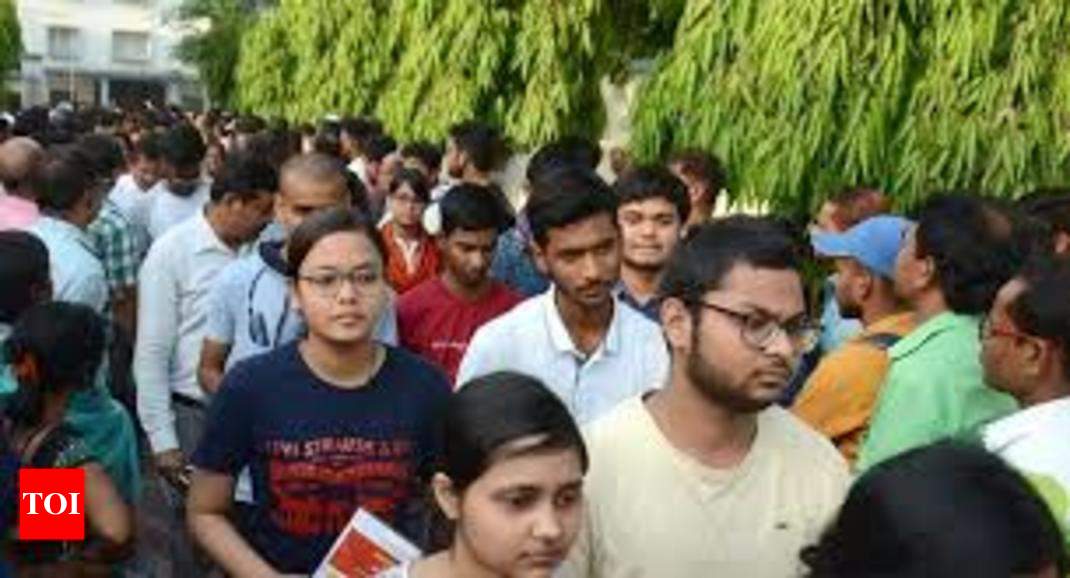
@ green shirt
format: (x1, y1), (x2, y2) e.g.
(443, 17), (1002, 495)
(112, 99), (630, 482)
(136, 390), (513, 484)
(856, 312), (1017, 472)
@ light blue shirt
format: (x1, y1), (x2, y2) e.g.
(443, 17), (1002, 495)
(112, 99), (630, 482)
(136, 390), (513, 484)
(29, 216), (108, 313)
(457, 288), (670, 424)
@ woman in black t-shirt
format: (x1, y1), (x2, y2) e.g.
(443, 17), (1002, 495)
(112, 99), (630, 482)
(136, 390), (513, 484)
(189, 207), (449, 576)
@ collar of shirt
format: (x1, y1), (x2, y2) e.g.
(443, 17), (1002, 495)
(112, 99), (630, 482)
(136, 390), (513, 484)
(853, 311), (915, 341)
(34, 215), (97, 255)
(542, 286), (622, 360)
(190, 208), (237, 257)
(984, 396), (1070, 452)
(888, 311), (977, 361)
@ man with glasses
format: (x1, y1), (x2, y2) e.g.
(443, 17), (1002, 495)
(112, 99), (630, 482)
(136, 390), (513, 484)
(981, 257), (1070, 546)
(564, 217), (849, 578)
(857, 195), (1020, 472)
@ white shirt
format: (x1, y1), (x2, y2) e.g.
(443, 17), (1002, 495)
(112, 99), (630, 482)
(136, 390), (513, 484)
(29, 216), (108, 313)
(109, 174), (153, 228)
(457, 288), (669, 424)
(146, 180), (211, 241)
(564, 397), (850, 578)
(984, 397), (1070, 535)
(135, 210), (243, 454)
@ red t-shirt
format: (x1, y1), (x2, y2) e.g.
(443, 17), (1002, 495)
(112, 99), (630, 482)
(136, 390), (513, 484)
(397, 277), (524, 386)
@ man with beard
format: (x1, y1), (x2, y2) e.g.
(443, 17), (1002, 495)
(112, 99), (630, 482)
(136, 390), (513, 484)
(613, 165), (689, 321)
(457, 166), (668, 424)
(793, 216), (915, 464)
(564, 217), (849, 578)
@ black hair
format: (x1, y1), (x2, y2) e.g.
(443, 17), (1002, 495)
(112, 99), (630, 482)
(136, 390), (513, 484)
(4, 302), (106, 429)
(667, 149), (728, 197)
(75, 133), (125, 180)
(659, 216), (801, 304)
(311, 131), (343, 159)
(0, 232), (49, 323)
(234, 115), (266, 135)
(345, 169), (371, 215)
(803, 442), (1068, 578)
(525, 137), (601, 187)
(914, 195), (1026, 315)
(526, 166), (618, 246)
(400, 141), (443, 176)
(286, 206), (387, 276)
(209, 151), (279, 203)
(444, 371), (588, 493)
(439, 183), (515, 236)
(340, 116), (383, 145)
(1019, 188), (1070, 236)
(366, 134), (397, 164)
(448, 121), (506, 174)
(30, 150), (93, 213)
(389, 168), (431, 204)
(160, 123), (207, 169)
(1006, 256), (1070, 381)
(614, 165), (691, 223)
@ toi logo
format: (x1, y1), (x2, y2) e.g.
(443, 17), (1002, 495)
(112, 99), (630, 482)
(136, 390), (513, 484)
(19, 468), (85, 541)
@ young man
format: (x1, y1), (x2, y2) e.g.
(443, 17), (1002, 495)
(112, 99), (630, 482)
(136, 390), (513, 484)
(857, 195), (1021, 471)
(613, 165), (690, 321)
(339, 116), (383, 189)
(437, 121), (505, 199)
(135, 152), (277, 577)
(147, 123), (211, 240)
(793, 216), (915, 463)
(564, 217), (848, 578)
(398, 183), (522, 385)
(667, 149), (726, 231)
(457, 167), (668, 424)
(198, 153), (398, 395)
(0, 137), (45, 230)
(28, 151), (108, 313)
(108, 131), (163, 237)
(981, 257), (1070, 544)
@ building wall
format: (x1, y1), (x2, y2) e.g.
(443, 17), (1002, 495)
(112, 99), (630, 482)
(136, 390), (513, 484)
(15, 0), (203, 109)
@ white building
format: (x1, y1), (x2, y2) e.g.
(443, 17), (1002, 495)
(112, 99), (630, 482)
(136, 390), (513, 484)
(15, 0), (204, 109)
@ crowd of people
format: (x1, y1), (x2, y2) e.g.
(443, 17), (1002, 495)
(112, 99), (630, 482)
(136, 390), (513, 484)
(0, 102), (1068, 578)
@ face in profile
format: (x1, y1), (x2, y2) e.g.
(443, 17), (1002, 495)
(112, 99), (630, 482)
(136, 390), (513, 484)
(438, 444), (585, 578)
(534, 213), (621, 311)
(617, 197), (682, 272)
(980, 278), (1028, 397)
(227, 191), (276, 244)
(291, 231), (389, 346)
(893, 225), (928, 304)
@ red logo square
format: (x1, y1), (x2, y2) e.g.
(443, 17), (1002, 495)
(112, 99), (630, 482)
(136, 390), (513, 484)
(19, 468), (85, 541)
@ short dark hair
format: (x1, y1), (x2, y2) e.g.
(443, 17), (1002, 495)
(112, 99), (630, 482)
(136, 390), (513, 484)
(914, 195), (1025, 315)
(803, 442), (1067, 577)
(1006, 256), (1070, 382)
(31, 151), (92, 213)
(340, 116), (383, 146)
(234, 115), (266, 135)
(286, 207), (386, 276)
(75, 133), (125, 180)
(210, 151), (279, 203)
(132, 131), (163, 162)
(526, 137), (601, 186)
(160, 124), (207, 169)
(448, 121), (506, 173)
(0, 231), (49, 323)
(445, 371), (588, 493)
(439, 183), (514, 236)
(526, 166), (618, 247)
(366, 134), (397, 164)
(400, 141), (443, 175)
(668, 149), (727, 195)
(659, 216), (801, 304)
(389, 168), (431, 204)
(614, 165), (691, 223)
(1019, 188), (1070, 236)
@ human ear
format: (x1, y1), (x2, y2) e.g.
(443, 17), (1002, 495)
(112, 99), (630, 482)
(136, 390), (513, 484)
(432, 473), (461, 521)
(661, 297), (694, 353)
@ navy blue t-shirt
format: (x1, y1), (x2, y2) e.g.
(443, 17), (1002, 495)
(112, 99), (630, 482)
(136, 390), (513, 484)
(193, 342), (450, 574)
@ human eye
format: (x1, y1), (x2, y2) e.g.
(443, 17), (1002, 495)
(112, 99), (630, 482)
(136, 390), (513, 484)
(498, 489), (539, 511)
(355, 270), (381, 286)
(554, 486), (582, 509)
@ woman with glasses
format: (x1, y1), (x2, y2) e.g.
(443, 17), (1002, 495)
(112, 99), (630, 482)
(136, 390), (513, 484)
(188, 207), (451, 577)
(380, 169), (440, 295)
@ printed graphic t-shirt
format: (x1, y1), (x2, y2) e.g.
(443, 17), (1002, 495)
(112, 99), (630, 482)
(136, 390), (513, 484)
(192, 342), (450, 574)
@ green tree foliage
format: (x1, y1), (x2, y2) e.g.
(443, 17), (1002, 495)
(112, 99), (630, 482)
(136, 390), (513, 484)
(632, 0), (1070, 214)
(234, 8), (295, 118)
(0, 0), (21, 78)
(175, 0), (262, 107)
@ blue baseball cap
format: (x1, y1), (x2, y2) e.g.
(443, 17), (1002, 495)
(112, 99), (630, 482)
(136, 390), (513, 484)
(811, 215), (913, 279)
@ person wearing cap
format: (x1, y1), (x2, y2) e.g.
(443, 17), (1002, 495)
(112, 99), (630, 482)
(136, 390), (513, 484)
(792, 216), (915, 464)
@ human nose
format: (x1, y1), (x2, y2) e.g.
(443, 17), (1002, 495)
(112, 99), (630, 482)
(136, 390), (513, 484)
(531, 504), (564, 541)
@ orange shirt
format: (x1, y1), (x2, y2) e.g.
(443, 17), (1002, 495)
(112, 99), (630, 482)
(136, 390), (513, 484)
(380, 222), (440, 296)
(793, 312), (916, 464)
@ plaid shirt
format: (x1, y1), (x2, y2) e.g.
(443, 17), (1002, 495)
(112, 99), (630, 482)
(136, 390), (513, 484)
(87, 199), (144, 293)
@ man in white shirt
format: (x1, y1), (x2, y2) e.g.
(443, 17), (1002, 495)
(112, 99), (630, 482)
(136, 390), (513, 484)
(108, 131), (163, 238)
(147, 123), (211, 241)
(981, 257), (1070, 543)
(134, 151), (277, 576)
(28, 151), (108, 313)
(457, 166), (668, 424)
(564, 217), (850, 578)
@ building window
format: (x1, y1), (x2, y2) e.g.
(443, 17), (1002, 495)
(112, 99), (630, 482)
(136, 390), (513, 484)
(47, 27), (80, 61)
(112, 31), (150, 63)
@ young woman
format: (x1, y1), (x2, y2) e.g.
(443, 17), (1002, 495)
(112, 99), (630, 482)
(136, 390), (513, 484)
(804, 442), (1068, 577)
(188, 207), (450, 577)
(380, 371), (588, 578)
(380, 168), (440, 295)
(3, 302), (133, 577)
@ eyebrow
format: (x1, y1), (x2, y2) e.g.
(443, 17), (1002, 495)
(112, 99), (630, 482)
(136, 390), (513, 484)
(727, 300), (807, 322)
(303, 263), (379, 273)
